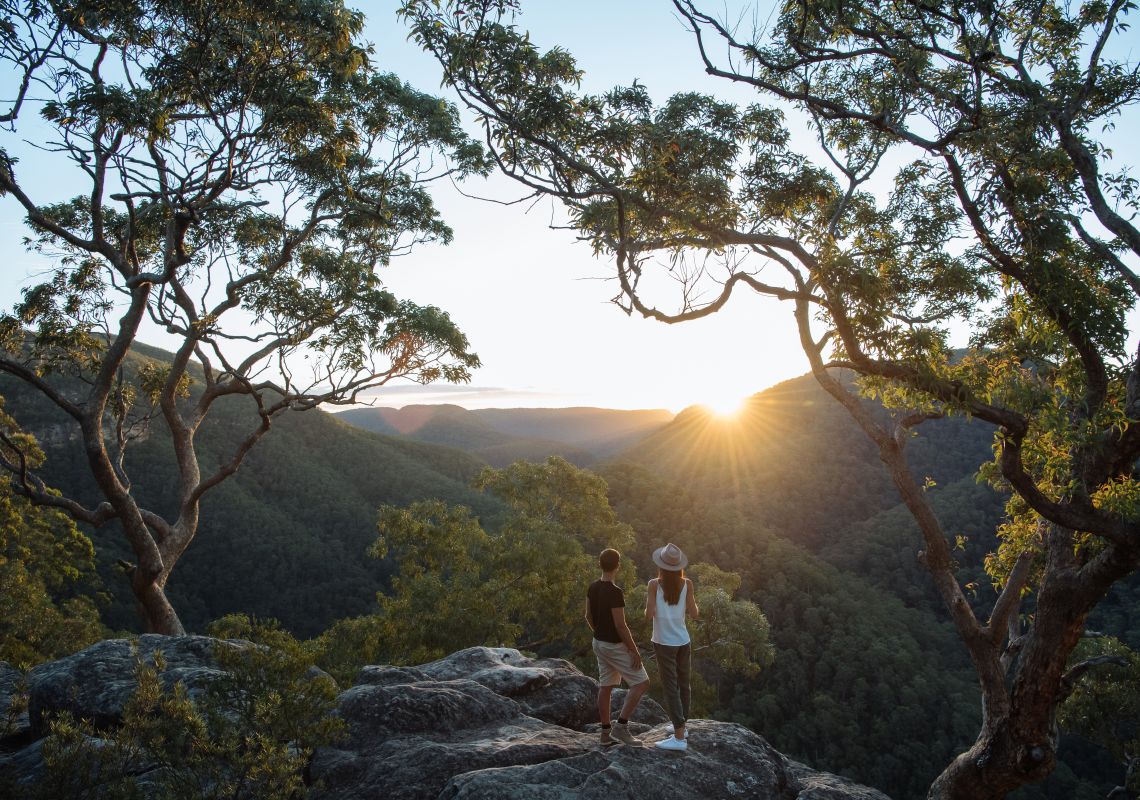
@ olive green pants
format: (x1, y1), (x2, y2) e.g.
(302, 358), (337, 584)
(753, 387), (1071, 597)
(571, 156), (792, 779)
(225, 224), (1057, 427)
(653, 642), (691, 728)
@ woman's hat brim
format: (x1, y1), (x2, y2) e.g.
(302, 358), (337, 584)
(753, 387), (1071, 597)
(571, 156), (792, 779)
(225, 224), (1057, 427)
(652, 544), (688, 571)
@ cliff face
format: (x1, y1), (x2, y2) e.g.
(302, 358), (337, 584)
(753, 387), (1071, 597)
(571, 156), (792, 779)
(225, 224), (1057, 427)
(1, 637), (891, 799)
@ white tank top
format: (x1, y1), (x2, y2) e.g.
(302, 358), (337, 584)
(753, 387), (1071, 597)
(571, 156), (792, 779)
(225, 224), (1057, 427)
(651, 582), (690, 646)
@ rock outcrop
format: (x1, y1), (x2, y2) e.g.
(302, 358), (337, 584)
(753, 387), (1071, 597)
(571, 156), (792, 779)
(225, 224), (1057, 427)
(21, 634), (247, 735)
(0, 638), (892, 800)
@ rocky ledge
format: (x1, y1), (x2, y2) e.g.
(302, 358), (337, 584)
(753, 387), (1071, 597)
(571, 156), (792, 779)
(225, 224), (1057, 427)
(1, 637), (890, 799)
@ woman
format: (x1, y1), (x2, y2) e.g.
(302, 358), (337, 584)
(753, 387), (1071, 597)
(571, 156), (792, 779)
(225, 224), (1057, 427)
(645, 542), (699, 751)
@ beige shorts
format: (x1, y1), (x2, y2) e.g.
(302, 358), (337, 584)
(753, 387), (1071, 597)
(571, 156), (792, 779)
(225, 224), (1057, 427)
(592, 639), (649, 687)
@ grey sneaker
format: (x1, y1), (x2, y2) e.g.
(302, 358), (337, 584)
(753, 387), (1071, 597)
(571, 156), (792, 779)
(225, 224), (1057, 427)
(612, 722), (638, 745)
(600, 727), (616, 746)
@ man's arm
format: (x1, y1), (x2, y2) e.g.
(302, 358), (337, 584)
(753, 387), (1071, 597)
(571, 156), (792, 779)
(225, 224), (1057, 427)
(644, 578), (657, 621)
(585, 597), (594, 632)
(611, 606), (642, 670)
(685, 578), (700, 618)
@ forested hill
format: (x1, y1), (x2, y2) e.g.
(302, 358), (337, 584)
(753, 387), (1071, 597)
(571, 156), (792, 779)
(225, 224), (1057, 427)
(593, 376), (1010, 797)
(599, 460), (985, 798)
(0, 345), (502, 636)
(163, 408), (500, 636)
(607, 373), (1135, 797)
(616, 372), (996, 550)
(335, 404), (672, 466)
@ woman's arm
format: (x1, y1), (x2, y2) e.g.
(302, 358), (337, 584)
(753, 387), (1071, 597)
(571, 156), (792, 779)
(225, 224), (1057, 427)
(645, 578), (657, 621)
(685, 578), (699, 618)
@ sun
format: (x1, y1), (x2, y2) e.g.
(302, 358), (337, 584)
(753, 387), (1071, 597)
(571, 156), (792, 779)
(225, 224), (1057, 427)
(702, 394), (747, 419)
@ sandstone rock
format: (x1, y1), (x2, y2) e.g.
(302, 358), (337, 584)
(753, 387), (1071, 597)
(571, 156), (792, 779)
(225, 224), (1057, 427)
(522, 668), (599, 728)
(0, 738), (47, 789)
(311, 708), (594, 799)
(310, 672), (598, 800)
(3, 640), (893, 800)
(335, 679), (520, 743)
(438, 719), (792, 800)
(310, 646), (890, 800)
(23, 634), (247, 734)
(788, 760), (895, 800)
(409, 647), (666, 728)
(355, 664), (431, 687)
(414, 647), (552, 691)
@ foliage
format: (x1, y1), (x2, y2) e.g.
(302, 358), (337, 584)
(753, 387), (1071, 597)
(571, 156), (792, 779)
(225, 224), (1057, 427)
(0, 0), (486, 633)
(32, 618), (341, 800)
(310, 613), (391, 687)
(686, 563), (773, 678)
(472, 457), (636, 555)
(368, 457), (636, 665)
(821, 473), (1009, 617)
(164, 394), (499, 636)
(0, 401), (105, 668)
(1058, 636), (1140, 790)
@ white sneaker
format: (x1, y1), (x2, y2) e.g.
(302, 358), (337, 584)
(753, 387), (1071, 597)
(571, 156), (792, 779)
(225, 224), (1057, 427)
(654, 735), (688, 751)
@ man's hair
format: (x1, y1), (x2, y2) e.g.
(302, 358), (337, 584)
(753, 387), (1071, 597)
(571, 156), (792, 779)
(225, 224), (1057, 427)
(599, 548), (620, 572)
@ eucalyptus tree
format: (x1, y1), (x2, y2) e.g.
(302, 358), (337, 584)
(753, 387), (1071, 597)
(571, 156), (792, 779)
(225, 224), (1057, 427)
(0, 0), (485, 634)
(402, 1), (1140, 797)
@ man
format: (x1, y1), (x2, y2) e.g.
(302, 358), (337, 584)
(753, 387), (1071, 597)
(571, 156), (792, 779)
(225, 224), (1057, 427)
(585, 547), (649, 746)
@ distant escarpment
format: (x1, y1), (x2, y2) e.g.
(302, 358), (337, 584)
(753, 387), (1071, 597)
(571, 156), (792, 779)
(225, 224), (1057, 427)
(1, 637), (890, 800)
(335, 404), (673, 466)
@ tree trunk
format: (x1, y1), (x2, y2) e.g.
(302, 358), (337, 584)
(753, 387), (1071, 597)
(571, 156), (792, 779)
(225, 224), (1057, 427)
(928, 719), (1056, 800)
(133, 569), (186, 635)
(79, 361), (190, 636)
(929, 555), (1096, 798)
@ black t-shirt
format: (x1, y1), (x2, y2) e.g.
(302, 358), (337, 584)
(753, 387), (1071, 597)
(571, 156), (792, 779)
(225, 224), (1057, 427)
(588, 579), (625, 644)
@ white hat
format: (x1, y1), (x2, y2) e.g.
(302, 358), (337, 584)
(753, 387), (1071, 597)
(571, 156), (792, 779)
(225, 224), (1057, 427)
(652, 542), (688, 571)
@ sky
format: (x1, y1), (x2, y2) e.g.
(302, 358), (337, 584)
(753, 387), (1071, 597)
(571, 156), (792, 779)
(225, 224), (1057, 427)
(357, 1), (803, 413)
(1, 2), (1136, 414)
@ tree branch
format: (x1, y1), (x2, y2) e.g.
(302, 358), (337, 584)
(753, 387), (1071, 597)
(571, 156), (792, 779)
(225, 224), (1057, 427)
(0, 356), (83, 420)
(1059, 655), (1129, 700)
(987, 549), (1034, 645)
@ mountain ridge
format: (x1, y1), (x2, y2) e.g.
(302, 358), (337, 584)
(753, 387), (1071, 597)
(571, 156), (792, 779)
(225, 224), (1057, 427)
(335, 403), (673, 466)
